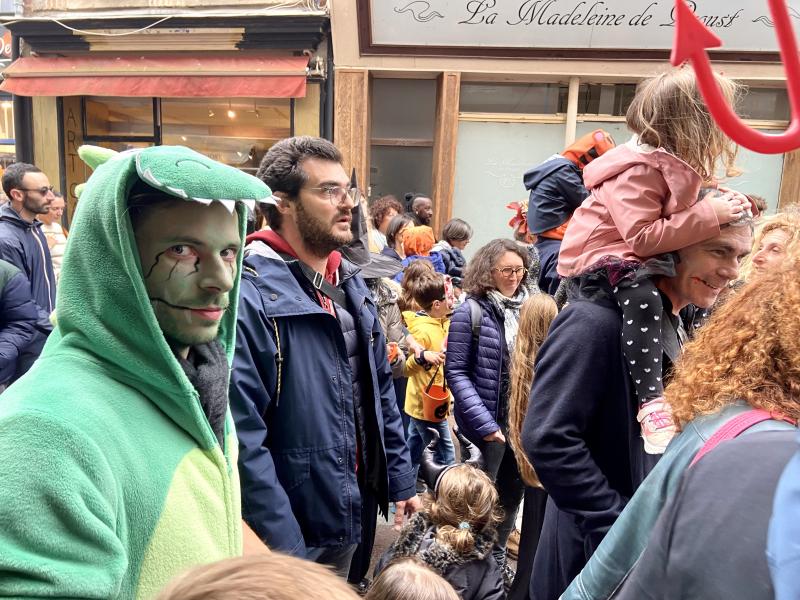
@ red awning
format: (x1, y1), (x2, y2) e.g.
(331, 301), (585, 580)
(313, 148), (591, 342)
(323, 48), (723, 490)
(0, 54), (308, 98)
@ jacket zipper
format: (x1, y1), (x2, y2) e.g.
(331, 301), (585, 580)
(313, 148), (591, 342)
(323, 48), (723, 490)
(30, 227), (53, 312)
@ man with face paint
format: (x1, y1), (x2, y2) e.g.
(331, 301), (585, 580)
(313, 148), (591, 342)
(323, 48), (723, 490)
(0, 145), (272, 599)
(230, 136), (419, 576)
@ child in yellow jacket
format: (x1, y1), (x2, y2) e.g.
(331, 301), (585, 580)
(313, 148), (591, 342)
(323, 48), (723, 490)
(402, 270), (455, 470)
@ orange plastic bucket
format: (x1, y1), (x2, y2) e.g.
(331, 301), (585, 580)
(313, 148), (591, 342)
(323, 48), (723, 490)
(422, 366), (450, 422)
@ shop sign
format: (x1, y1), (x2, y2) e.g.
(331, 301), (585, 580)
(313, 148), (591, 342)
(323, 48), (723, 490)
(366, 0), (798, 53)
(0, 29), (11, 67)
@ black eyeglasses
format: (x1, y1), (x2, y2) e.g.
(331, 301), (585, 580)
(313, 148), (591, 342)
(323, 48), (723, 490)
(494, 266), (528, 278)
(18, 186), (54, 196)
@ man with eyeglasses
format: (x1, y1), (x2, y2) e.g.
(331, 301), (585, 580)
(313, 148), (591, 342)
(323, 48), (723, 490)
(229, 136), (420, 576)
(0, 163), (56, 379)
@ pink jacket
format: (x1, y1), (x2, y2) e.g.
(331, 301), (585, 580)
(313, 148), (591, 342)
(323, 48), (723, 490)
(557, 140), (721, 277)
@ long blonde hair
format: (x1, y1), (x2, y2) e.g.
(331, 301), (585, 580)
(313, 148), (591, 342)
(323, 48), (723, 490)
(626, 68), (741, 182)
(666, 261), (800, 426)
(508, 295), (558, 488)
(425, 464), (501, 555)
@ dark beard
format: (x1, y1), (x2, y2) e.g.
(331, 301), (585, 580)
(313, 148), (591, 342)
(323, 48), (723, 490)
(295, 197), (353, 257)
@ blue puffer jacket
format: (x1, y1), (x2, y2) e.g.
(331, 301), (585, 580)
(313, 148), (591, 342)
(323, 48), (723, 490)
(445, 295), (506, 443)
(0, 259), (39, 385)
(229, 242), (416, 556)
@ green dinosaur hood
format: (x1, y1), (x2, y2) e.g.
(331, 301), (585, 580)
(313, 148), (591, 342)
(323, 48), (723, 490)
(46, 145), (272, 449)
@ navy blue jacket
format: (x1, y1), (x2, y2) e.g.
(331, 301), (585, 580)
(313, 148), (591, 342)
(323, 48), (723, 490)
(0, 204), (55, 323)
(0, 259), (39, 385)
(523, 156), (588, 235)
(434, 242), (467, 286)
(445, 295), (507, 444)
(229, 243), (416, 556)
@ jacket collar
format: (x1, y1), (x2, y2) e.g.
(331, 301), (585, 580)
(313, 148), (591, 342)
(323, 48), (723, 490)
(247, 229), (342, 285)
(0, 203), (40, 230)
(244, 241), (368, 318)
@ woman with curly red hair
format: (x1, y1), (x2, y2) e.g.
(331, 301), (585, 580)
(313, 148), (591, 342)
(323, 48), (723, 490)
(563, 261), (800, 600)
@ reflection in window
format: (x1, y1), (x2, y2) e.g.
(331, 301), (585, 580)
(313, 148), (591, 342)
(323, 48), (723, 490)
(161, 98), (291, 173)
(84, 97), (155, 137)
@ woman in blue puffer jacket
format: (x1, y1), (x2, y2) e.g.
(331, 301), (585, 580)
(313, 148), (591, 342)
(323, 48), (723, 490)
(445, 238), (538, 591)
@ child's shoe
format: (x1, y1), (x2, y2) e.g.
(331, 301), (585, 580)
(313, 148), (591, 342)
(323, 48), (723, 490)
(637, 398), (677, 454)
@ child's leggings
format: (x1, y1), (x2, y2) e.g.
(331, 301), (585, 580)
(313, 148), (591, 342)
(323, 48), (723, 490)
(613, 277), (664, 403)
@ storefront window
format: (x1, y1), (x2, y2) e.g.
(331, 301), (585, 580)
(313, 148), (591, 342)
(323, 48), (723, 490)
(82, 96), (292, 174)
(460, 83), (566, 114)
(84, 97), (155, 138)
(738, 87), (790, 121)
(577, 84), (636, 116)
(160, 98), (291, 174)
(370, 79), (436, 201)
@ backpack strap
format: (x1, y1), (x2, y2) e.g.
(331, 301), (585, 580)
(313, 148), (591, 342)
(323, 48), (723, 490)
(690, 409), (795, 467)
(466, 298), (482, 348)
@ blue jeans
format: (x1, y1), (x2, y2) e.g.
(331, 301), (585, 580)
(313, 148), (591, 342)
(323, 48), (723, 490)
(407, 417), (456, 468)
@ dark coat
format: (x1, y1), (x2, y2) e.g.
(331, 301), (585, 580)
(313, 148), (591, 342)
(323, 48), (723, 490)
(381, 246), (403, 262)
(523, 156), (589, 235)
(0, 204), (55, 322)
(446, 295), (507, 444)
(435, 242), (467, 286)
(376, 512), (505, 600)
(0, 259), (39, 385)
(617, 431), (796, 600)
(521, 284), (678, 600)
(229, 243), (416, 556)
(534, 238), (562, 296)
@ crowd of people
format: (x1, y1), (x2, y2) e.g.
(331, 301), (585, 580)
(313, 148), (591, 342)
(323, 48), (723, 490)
(0, 66), (799, 600)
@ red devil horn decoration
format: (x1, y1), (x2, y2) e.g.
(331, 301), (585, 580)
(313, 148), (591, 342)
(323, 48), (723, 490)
(671, 0), (800, 154)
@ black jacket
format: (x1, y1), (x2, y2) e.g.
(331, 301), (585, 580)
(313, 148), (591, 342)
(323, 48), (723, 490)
(376, 512), (505, 600)
(523, 156), (588, 235)
(521, 281), (680, 599)
(0, 259), (39, 385)
(616, 431), (796, 600)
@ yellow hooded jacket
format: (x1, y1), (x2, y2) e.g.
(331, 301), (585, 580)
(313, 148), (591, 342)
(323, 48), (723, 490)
(402, 310), (452, 420)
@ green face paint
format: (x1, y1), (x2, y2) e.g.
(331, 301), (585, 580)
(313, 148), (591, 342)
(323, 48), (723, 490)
(133, 199), (241, 354)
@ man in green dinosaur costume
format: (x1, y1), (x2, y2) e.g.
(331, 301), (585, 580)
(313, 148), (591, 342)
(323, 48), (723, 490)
(0, 145), (273, 599)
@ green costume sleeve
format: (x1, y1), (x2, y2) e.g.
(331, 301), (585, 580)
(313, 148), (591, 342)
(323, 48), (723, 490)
(0, 412), (128, 598)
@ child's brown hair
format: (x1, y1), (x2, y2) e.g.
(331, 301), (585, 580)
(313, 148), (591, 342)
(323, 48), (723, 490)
(508, 295), (559, 488)
(155, 554), (359, 600)
(365, 557), (460, 600)
(423, 464), (501, 555)
(626, 68), (741, 182)
(400, 259), (436, 312)
(410, 271), (447, 312)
